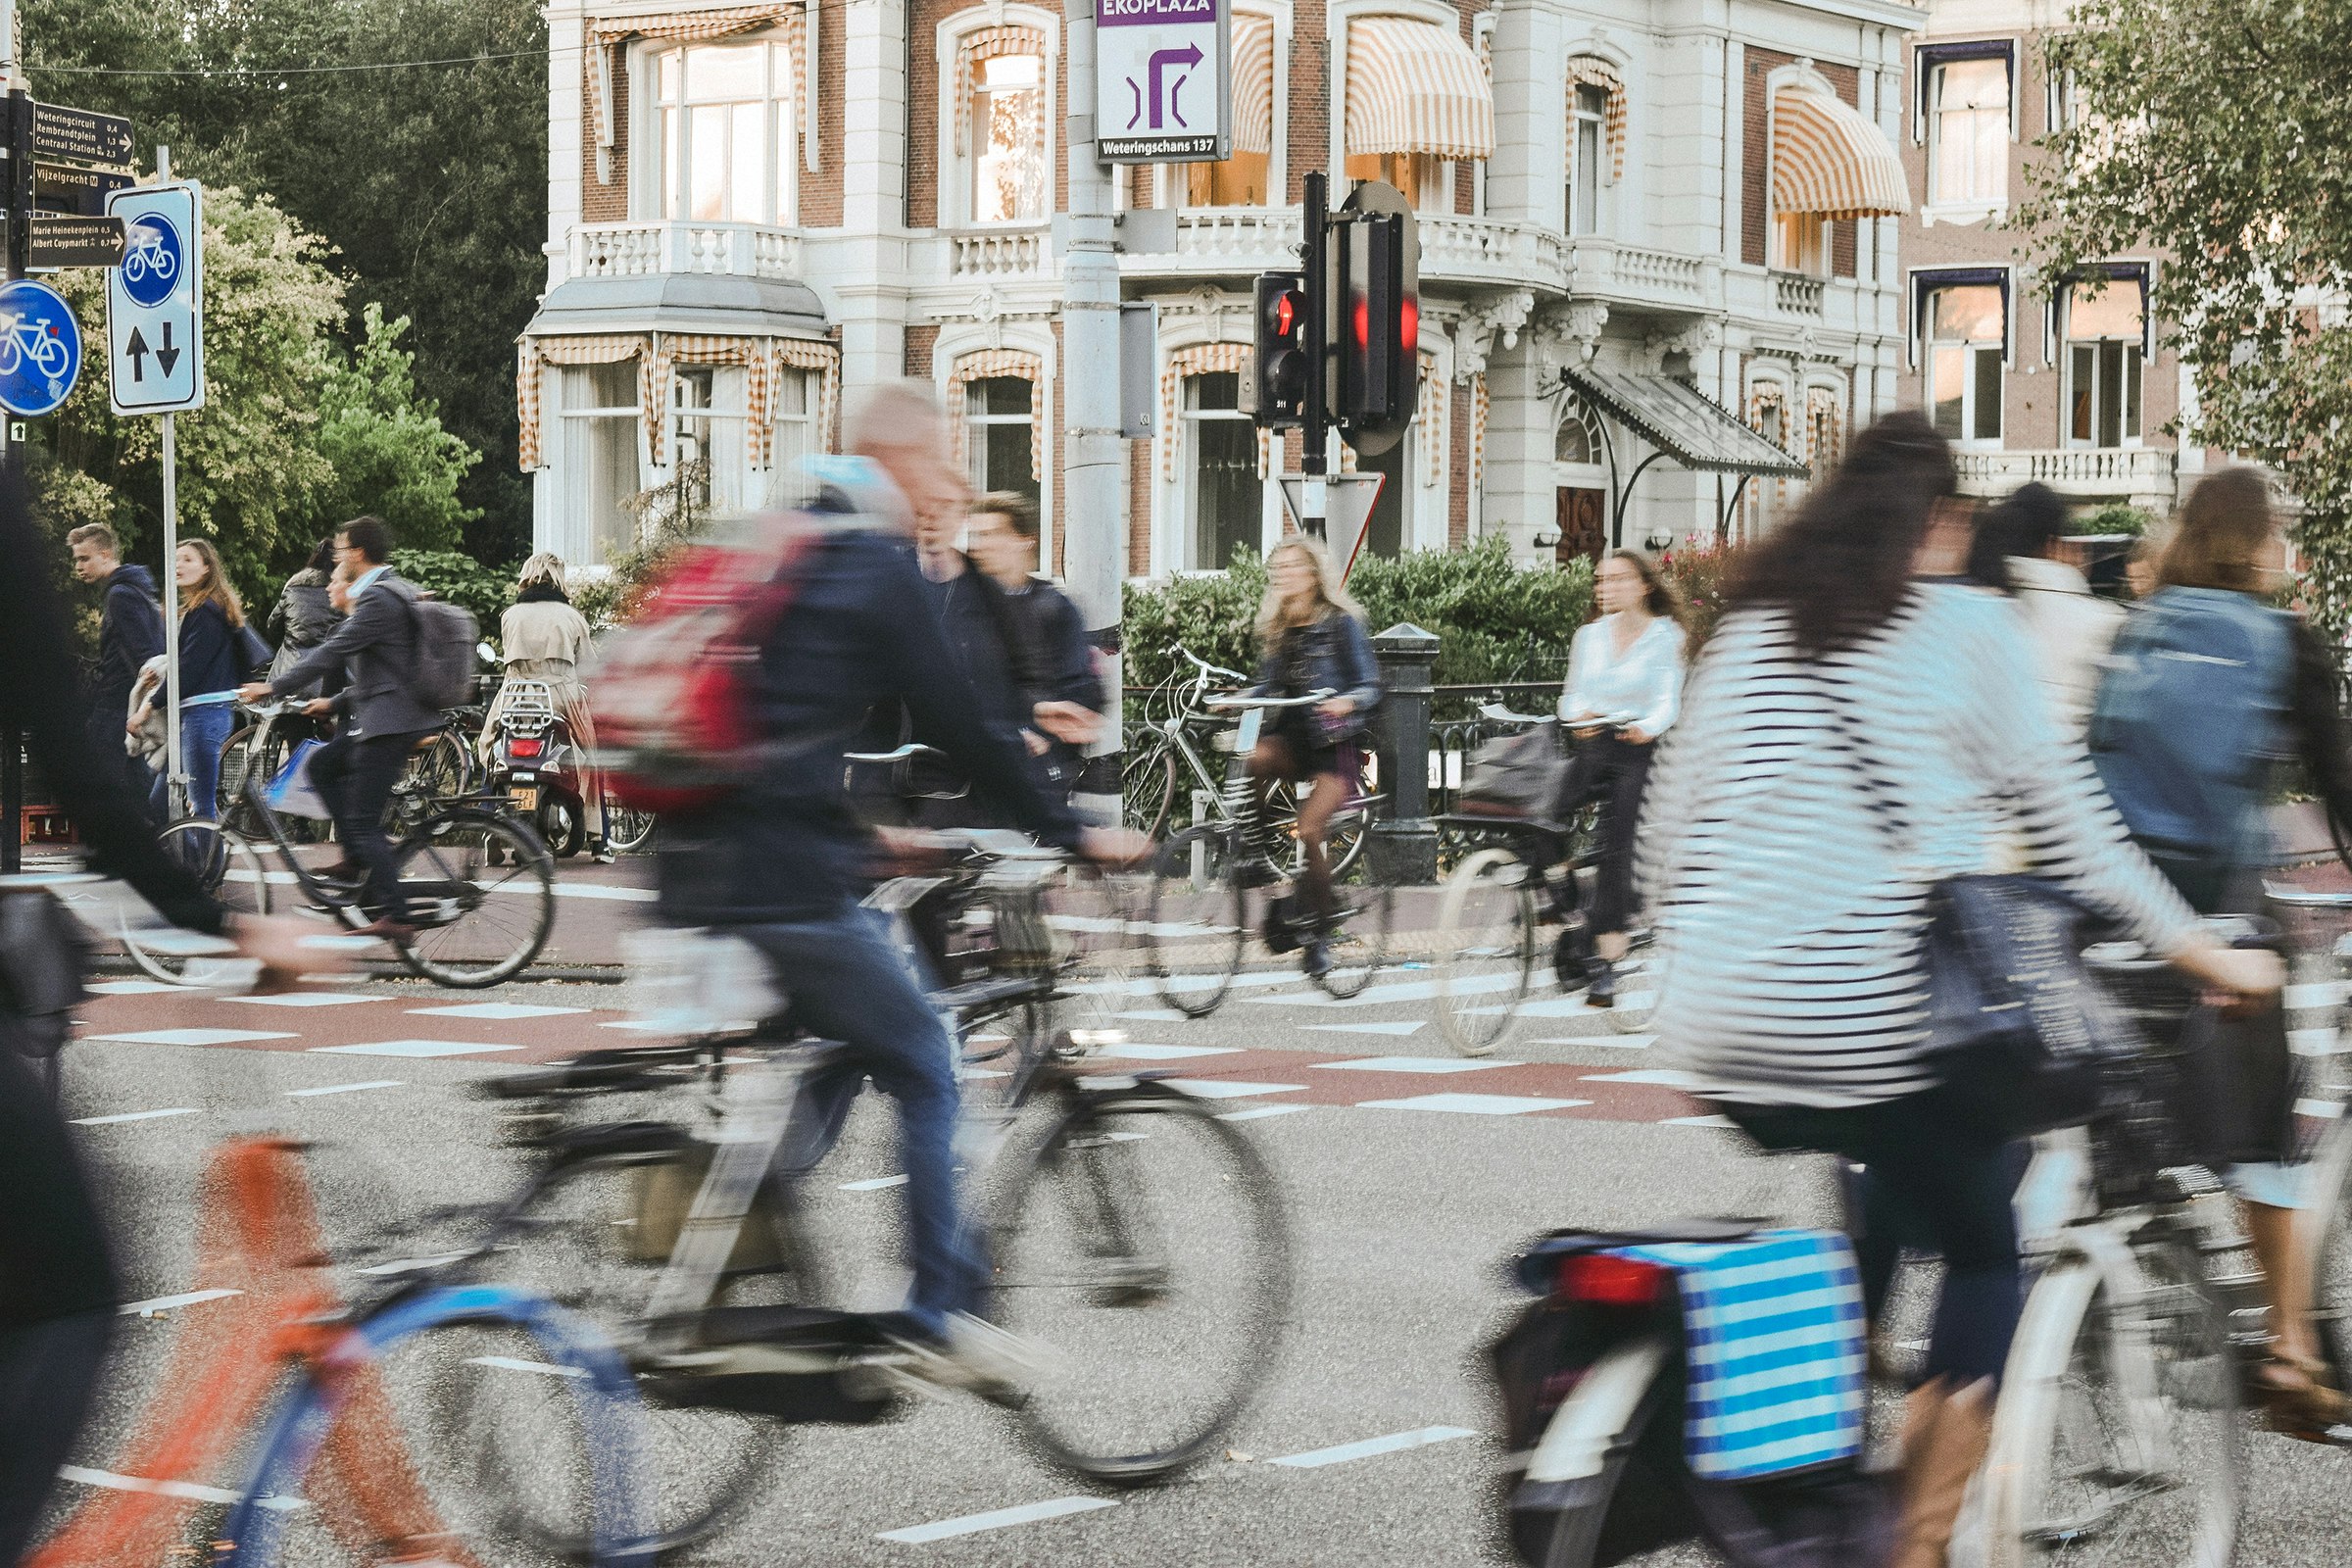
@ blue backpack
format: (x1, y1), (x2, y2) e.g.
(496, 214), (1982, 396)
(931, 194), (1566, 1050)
(2088, 587), (2294, 865)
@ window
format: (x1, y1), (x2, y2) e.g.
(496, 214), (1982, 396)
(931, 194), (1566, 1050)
(559, 362), (643, 566)
(1924, 284), (2004, 444)
(1185, 373), (1260, 571)
(970, 52), (1048, 223)
(669, 366), (755, 511)
(965, 376), (1040, 501)
(2066, 278), (2144, 448)
(1929, 57), (2008, 207)
(768, 368), (818, 499)
(650, 40), (795, 223)
(1186, 152), (1271, 207)
(1771, 214), (1827, 275)
(1569, 83), (1605, 236)
(1554, 402), (1601, 466)
(1345, 151), (1450, 214)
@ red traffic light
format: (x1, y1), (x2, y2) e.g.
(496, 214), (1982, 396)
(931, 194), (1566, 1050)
(1272, 291), (1296, 336)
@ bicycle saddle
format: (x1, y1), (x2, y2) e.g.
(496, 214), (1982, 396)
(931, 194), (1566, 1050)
(1513, 1219), (1764, 1294)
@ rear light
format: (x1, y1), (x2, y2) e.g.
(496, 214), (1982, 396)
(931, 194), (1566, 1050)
(509, 737), (544, 760)
(1554, 1253), (1673, 1307)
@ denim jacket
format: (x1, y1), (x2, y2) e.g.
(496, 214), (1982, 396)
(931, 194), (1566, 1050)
(1251, 611), (1383, 741)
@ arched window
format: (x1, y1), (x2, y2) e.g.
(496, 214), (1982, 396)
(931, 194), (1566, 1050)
(952, 25), (1052, 224)
(1554, 398), (1603, 466)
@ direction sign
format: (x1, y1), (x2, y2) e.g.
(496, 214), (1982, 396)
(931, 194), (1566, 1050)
(27, 214), (126, 270)
(33, 102), (133, 169)
(0, 278), (83, 416)
(34, 162), (133, 218)
(1276, 472), (1386, 579)
(1097, 0), (1229, 162)
(105, 182), (205, 415)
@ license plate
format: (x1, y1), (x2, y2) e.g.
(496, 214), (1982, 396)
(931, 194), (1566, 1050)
(1236, 708), (1263, 753)
(510, 786), (538, 812)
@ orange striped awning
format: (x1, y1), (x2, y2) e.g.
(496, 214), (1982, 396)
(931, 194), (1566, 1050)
(516, 334), (648, 470)
(1771, 81), (1911, 220)
(1564, 56), (1627, 181)
(947, 349), (1046, 481)
(1231, 15), (1275, 156)
(588, 6), (805, 183)
(1345, 17), (1494, 161)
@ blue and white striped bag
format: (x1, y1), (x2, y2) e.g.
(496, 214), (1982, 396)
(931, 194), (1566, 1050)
(1609, 1227), (1868, 1482)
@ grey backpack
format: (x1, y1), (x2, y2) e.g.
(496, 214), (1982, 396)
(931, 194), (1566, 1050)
(403, 592), (481, 710)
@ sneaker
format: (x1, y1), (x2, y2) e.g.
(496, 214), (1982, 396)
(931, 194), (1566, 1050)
(1302, 938), (1331, 979)
(887, 1313), (1042, 1404)
(1586, 958), (1617, 1008)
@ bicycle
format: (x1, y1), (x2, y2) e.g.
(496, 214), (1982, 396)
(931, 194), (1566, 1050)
(1124, 646), (1379, 878)
(220, 701), (480, 845)
(122, 700), (557, 989)
(0, 310), (72, 380)
(121, 233), (177, 288)
(1141, 687), (1397, 1014)
(411, 826), (1290, 1558)
(1433, 706), (1652, 1054)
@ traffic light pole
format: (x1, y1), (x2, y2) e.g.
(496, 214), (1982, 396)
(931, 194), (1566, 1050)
(1, 4), (25, 871)
(1297, 171), (1328, 540)
(1062, 0), (1123, 823)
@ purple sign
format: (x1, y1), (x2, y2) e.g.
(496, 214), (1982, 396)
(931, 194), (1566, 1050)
(1096, 0), (1226, 162)
(1100, 0), (1215, 24)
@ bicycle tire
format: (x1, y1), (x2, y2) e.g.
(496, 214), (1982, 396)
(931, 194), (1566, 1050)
(121, 820), (273, 985)
(1325, 800), (1372, 880)
(989, 1083), (1291, 1485)
(1311, 875), (1395, 999)
(2302, 1109), (2352, 1381)
(1435, 849), (1539, 1056)
(1984, 1233), (2239, 1568)
(1123, 742), (1179, 839)
(604, 798), (658, 855)
(1143, 825), (1248, 1018)
(391, 809), (555, 988)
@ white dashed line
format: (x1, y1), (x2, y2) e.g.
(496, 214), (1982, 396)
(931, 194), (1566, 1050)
(1092, 1043), (1241, 1061)
(1299, 1019), (1428, 1037)
(88, 1028), (298, 1047)
(73, 1107), (202, 1126)
(286, 1079), (405, 1098)
(309, 1040), (526, 1058)
(85, 979), (180, 995)
(1356, 1093), (1588, 1116)
(1218, 1104), (1311, 1122)
(877, 1495), (1115, 1544)
(1579, 1069), (1698, 1086)
(355, 1253), (469, 1277)
(119, 1288), (242, 1316)
(60, 1465), (305, 1512)
(1667, 1114), (1740, 1129)
(839, 1174), (909, 1192)
(1268, 1426), (1476, 1469)
(1158, 1079), (1307, 1101)
(220, 992), (383, 1007)
(409, 1003), (591, 1020)
(1309, 1055), (1520, 1075)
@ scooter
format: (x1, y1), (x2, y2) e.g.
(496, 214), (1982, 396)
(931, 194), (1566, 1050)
(485, 675), (592, 858)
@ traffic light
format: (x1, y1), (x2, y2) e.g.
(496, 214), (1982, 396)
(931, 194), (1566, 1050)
(1251, 271), (1309, 427)
(1335, 212), (1418, 456)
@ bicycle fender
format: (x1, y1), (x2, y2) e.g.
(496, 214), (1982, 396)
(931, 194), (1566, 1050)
(1524, 1331), (1674, 1486)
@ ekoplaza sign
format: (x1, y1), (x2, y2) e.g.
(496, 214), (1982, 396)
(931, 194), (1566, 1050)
(1095, 0), (1230, 163)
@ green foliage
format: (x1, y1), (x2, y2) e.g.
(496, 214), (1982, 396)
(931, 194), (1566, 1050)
(392, 548), (516, 631)
(313, 306), (481, 554)
(2074, 502), (2152, 537)
(2023, 2), (2352, 631)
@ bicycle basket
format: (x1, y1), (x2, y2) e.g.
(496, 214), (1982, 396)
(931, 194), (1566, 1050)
(2081, 952), (2202, 1208)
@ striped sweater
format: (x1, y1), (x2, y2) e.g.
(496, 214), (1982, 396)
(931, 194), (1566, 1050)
(1638, 584), (2199, 1108)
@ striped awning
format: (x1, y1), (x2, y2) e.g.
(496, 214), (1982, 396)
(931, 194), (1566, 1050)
(1159, 343), (1251, 482)
(947, 349), (1046, 481)
(1564, 56), (1627, 181)
(1345, 16), (1494, 161)
(516, 334), (647, 471)
(517, 330), (839, 472)
(1231, 14), (1276, 156)
(588, 6), (808, 183)
(1771, 81), (1911, 220)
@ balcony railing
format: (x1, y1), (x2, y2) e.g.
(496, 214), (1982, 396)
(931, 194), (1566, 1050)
(1418, 217), (1566, 286)
(1954, 447), (2178, 498)
(565, 220), (803, 281)
(1772, 270), (1826, 316)
(1170, 208), (1301, 266)
(950, 226), (1049, 278)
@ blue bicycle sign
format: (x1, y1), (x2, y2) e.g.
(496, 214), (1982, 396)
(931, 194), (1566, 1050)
(120, 215), (183, 309)
(0, 279), (82, 417)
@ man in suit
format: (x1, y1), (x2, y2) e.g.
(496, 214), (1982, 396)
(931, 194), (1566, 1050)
(237, 515), (440, 937)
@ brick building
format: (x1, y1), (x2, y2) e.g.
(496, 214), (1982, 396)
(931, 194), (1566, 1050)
(518, 0), (1925, 580)
(1895, 0), (2192, 515)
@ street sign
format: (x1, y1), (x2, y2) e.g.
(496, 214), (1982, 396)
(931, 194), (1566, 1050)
(32, 102), (133, 169)
(105, 182), (205, 415)
(1276, 472), (1386, 579)
(34, 162), (133, 218)
(1097, 0), (1229, 163)
(0, 277), (83, 416)
(27, 214), (126, 270)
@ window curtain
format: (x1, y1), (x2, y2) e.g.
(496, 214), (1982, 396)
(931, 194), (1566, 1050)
(1158, 343), (1250, 482)
(1564, 56), (1627, 181)
(517, 333), (648, 469)
(946, 348), (1046, 478)
(588, 4), (811, 183)
(953, 24), (1049, 156)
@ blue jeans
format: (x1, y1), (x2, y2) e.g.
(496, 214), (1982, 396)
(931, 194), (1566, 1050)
(739, 906), (983, 1335)
(151, 698), (236, 820)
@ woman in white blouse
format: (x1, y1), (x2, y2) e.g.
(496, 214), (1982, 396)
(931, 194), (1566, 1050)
(1554, 549), (1688, 1004)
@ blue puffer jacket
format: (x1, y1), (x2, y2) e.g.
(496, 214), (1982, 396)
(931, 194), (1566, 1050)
(1251, 610), (1383, 742)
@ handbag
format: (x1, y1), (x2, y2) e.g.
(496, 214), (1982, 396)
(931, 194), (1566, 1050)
(235, 620), (273, 675)
(264, 738), (336, 819)
(1458, 722), (1566, 818)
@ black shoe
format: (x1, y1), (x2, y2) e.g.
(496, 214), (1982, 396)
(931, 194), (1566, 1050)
(1237, 856), (1280, 890)
(1263, 894), (1300, 956)
(1586, 958), (1618, 1008)
(1302, 938), (1331, 980)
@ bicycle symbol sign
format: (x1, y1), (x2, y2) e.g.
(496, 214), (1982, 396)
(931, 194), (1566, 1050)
(0, 279), (83, 417)
(120, 215), (183, 309)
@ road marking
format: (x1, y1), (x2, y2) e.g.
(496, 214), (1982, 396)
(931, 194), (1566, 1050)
(355, 1252), (469, 1276)
(60, 1465), (305, 1512)
(545, 881), (658, 903)
(1244, 972), (1526, 1008)
(1463, 996), (1605, 1018)
(840, 1174), (909, 1191)
(1268, 1426), (1477, 1469)
(877, 1495), (1115, 1544)
(120, 1288), (241, 1316)
(86, 979), (180, 995)
(1159, 1078), (1307, 1101)
(1300, 1019), (1428, 1037)
(1113, 1008), (1189, 1021)
(310, 1040), (526, 1058)
(286, 1079), (405, 1098)
(1580, 1069), (1698, 1086)
(1667, 1114), (1740, 1129)
(1310, 1055), (1520, 1075)
(410, 1002), (591, 1020)
(1093, 1042), (1241, 1060)
(1356, 1093), (1589, 1116)
(1533, 1034), (1653, 1050)
(220, 991), (383, 1007)
(88, 1027), (298, 1047)
(1219, 1104), (1311, 1122)
(466, 1354), (587, 1378)
(73, 1107), (201, 1126)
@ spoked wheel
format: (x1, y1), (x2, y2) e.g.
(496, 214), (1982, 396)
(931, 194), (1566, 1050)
(121, 819), (272, 985)
(1122, 743), (1179, 839)
(2301, 1111), (2352, 1385)
(1260, 778), (1371, 882)
(1311, 875), (1396, 999)
(603, 798), (658, 855)
(1600, 944), (1660, 1035)
(1985, 1236), (2239, 1568)
(989, 1085), (1290, 1484)
(391, 810), (556, 988)
(1435, 849), (1539, 1056)
(1143, 825), (1249, 1019)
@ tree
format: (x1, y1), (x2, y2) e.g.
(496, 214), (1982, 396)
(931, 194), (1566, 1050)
(313, 305), (481, 553)
(2023, 1), (2352, 624)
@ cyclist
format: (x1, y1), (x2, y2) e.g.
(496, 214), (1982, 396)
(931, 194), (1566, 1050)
(1966, 481), (2122, 734)
(964, 492), (1105, 804)
(1246, 534), (1381, 978)
(1552, 550), (1687, 1004)
(479, 553), (609, 859)
(651, 382), (1140, 1379)
(1638, 413), (2278, 1568)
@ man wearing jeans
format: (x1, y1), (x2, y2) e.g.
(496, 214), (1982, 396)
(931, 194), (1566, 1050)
(238, 516), (440, 939)
(654, 383), (1138, 1376)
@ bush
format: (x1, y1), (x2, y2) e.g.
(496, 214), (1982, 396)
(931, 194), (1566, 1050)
(394, 549), (517, 632)
(2075, 501), (2155, 536)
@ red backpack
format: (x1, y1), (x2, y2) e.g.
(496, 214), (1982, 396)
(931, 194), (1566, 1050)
(588, 511), (833, 812)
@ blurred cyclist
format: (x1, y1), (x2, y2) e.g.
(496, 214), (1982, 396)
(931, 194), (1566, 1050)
(965, 492), (1105, 805)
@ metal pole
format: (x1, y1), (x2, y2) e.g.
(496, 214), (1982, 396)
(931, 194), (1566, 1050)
(1, 5), (24, 871)
(1298, 170), (1328, 537)
(158, 146), (182, 820)
(1061, 0), (1122, 824)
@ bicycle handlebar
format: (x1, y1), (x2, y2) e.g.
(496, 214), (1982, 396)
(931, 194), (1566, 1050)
(1206, 689), (1336, 710)
(1478, 702), (1553, 726)
(1175, 646), (1250, 685)
(2261, 883), (2352, 910)
(845, 742), (949, 766)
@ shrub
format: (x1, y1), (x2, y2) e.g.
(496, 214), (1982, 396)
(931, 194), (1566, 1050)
(2075, 501), (2155, 536)
(1655, 533), (1741, 648)
(394, 549), (516, 631)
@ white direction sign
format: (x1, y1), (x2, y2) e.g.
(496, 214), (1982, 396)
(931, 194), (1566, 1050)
(1097, 0), (1229, 163)
(105, 181), (205, 415)
(1277, 473), (1387, 580)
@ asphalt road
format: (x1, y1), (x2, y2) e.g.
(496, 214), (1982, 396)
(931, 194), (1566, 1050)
(35, 906), (2352, 1567)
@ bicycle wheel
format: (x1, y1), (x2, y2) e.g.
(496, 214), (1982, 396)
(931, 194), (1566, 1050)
(121, 820), (273, 984)
(1312, 874), (1395, 999)
(989, 1084), (1290, 1484)
(1984, 1234), (2239, 1568)
(391, 810), (556, 988)
(604, 798), (658, 855)
(2302, 1112), (2352, 1382)
(1435, 849), (1538, 1056)
(1123, 742), (1179, 838)
(389, 729), (473, 836)
(1143, 825), (1249, 1018)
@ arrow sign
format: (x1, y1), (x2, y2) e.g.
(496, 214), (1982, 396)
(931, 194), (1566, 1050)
(34, 163), (134, 219)
(106, 182), (205, 416)
(1097, 0), (1229, 162)
(1145, 44), (1201, 127)
(27, 215), (127, 270)
(33, 102), (134, 170)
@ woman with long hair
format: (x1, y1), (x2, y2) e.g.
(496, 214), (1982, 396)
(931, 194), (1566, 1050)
(1640, 412), (2278, 1564)
(480, 552), (609, 857)
(129, 537), (254, 820)
(1554, 549), (1688, 1004)
(1247, 534), (1382, 977)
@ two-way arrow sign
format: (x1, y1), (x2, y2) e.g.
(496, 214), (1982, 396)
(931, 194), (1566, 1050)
(122, 321), (183, 382)
(105, 182), (205, 415)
